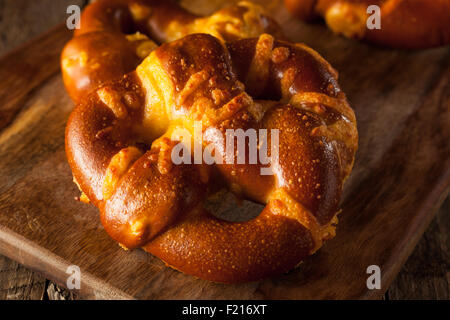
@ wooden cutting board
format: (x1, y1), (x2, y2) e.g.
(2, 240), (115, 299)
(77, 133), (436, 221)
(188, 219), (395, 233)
(0, 0), (448, 300)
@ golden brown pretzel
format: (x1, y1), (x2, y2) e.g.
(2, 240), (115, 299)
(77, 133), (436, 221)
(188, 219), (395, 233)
(61, 0), (283, 102)
(284, 0), (450, 48)
(65, 32), (358, 282)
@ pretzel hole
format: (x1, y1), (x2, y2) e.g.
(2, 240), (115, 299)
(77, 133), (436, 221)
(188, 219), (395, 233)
(204, 189), (263, 222)
(109, 7), (136, 35)
(107, 5), (160, 45)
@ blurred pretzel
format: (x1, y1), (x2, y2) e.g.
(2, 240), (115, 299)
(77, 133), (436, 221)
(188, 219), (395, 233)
(284, 0), (450, 48)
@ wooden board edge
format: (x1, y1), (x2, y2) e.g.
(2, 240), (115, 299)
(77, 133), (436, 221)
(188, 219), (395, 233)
(0, 224), (133, 300)
(363, 170), (450, 299)
(0, 23), (71, 131)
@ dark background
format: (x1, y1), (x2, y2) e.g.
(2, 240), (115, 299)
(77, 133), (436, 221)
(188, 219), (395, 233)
(0, 0), (448, 300)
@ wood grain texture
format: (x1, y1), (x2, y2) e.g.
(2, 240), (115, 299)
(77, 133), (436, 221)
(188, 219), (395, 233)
(0, 0), (87, 56)
(0, 0), (86, 131)
(0, 0), (85, 300)
(0, 255), (46, 300)
(388, 198), (449, 300)
(0, 0), (448, 299)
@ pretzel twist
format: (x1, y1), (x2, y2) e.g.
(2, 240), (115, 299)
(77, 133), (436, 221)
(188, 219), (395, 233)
(284, 0), (450, 48)
(66, 30), (357, 282)
(61, 0), (283, 102)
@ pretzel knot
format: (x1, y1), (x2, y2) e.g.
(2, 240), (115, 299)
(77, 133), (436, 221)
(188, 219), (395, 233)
(66, 31), (358, 282)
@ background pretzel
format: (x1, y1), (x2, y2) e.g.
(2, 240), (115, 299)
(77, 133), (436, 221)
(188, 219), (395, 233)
(284, 0), (450, 49)
(61, 0), (283, 102)
(66, 32), (358, 282)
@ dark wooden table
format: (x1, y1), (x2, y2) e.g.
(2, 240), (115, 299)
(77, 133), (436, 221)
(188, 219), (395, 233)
(0, 0), (448, 300)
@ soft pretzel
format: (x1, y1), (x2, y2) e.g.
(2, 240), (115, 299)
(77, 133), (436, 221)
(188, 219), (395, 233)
(284, 0), (450, 48)
(61, 0), (283, 102)
(65, 31), (358, 282)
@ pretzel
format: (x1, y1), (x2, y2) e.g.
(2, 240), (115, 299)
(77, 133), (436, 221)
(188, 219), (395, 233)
(61, 0), (283, 102)
(65, 31), (358, 282)
(284, 0), (450, 48)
